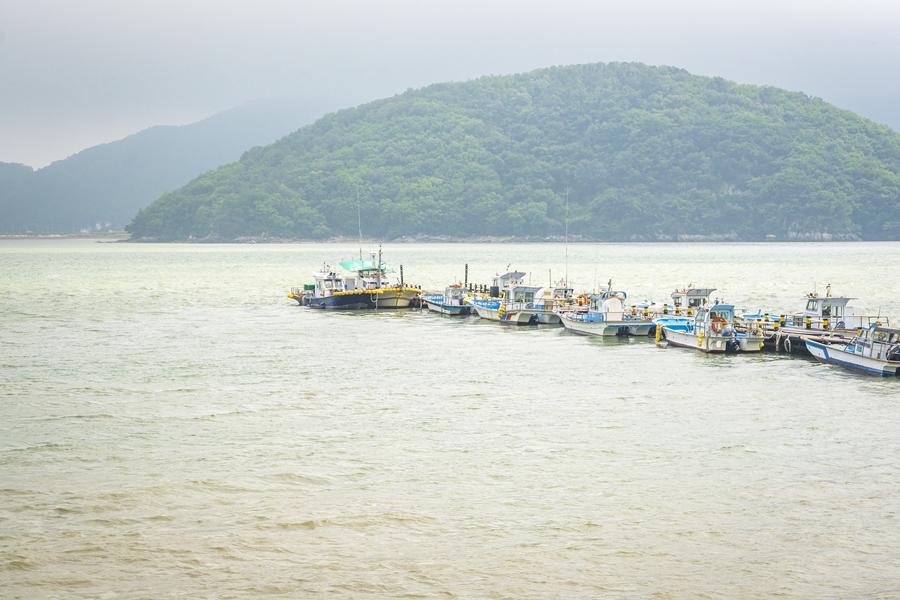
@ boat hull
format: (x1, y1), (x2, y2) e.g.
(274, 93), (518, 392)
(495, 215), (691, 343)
(805, 339), (900, 376)
(561, 317), (652, 337)
(474, 304), (560, 325)
(306, 294), (369, 310)
(424, 298), (473, 316)
(662, 327), (764, 353)
(309, 288), (419, 310)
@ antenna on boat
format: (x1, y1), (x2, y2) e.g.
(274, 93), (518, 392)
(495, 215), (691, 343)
(357, 179), (363, 260)
(565, 186), (569, 288)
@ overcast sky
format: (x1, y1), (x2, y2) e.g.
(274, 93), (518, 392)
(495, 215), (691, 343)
(2, 0), (899, 167)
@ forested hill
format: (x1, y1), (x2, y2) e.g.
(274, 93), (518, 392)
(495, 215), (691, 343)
(0, 99), (324, 232)
(127, 62), (900, 242)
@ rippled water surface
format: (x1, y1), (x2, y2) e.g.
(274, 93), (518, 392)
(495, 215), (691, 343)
(2, 239), (900, 598)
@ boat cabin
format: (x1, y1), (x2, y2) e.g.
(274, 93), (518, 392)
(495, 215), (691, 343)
(534, 286), (574, 309)
(490, 271), (526, 297)
(311, 266), (344, 298)
(849, 325), (900, 363)
(443, 285), (467, 305)
(499, 285), (544, 310)
(584, 291), (627, 322)
(671, 287), (716, 312)
(694, 304), (735, 333)
(796, 295), (885, 329)
(340, 255), (397, 291)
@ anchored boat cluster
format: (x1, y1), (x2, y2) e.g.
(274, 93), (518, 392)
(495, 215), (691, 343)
(289, 252), (899, 377)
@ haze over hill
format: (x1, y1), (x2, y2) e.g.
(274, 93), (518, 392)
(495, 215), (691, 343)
(0, 99), (326, 233)
(127, 62), (900, 242)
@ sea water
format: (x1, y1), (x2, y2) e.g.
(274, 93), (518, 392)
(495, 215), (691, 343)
(2, 239), (899, 598)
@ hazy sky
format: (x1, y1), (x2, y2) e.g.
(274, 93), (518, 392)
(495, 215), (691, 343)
(2, 0), (900, 167)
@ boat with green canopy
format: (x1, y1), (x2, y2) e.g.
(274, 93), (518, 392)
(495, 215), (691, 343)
(288, 247), (420, 309)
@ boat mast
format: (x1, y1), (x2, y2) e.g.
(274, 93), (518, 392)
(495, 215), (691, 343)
(565, 186), (569, 288)
(357, 179), (363, 260)
(377, 246), (382, 290)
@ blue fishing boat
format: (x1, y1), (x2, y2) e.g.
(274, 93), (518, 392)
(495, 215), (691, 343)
(660, 303), (765, 353)
(423, 285), (473, 316)
(806, 324), (900, 376)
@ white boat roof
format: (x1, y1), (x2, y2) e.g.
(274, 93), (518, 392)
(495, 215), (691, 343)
(806, 296), (855, 304)
(673, 287), (716, 297)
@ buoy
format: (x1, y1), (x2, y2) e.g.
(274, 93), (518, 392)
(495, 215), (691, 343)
(497, 304), (505, 319)
(710, 317), (727, 333)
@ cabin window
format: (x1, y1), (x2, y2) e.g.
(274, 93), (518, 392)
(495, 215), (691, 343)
(325, 280), (334, 289)
(806, 300), (818, 312)
(525, 292), (535, 302)
(832, 305), (843, 317)
(673, 297), (683, 307)
(889, 333), (899, 343)
(689, 298), (703, 308)
(515, 291), (525, 302)
(875, 332), (888, 342)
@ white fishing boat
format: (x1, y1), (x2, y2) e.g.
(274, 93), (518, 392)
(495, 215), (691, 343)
(805, 324), (900, 376)
(661, 303), (765, 353)
(423, 285), (473, 316)
(788, 287), (886, 331)
(560, 289), (653, 336)
(472, 272), (561, 325)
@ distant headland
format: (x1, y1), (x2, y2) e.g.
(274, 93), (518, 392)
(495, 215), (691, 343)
(125, 62), (900, 243)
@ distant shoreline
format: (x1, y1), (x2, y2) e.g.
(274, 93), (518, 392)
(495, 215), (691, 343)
(122, 232), (866, 244)
(0, 233), (874, 243)
(0, 233), (129, 241)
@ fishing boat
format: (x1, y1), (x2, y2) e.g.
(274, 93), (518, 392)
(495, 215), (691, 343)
(806, 324), (900, 376)
(288, 248), (419, 309)
(560, 289), (653, 336)
(423, 285), (473, 316)
(738, 286), (889, 355)
(472, 272), (562, 325)
(660, 303), (765, 353)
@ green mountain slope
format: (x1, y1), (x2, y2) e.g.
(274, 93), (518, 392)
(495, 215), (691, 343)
(127, 63), (900, 241)
(0, 99), (326, 232)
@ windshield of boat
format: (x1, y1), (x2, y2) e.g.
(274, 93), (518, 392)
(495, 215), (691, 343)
(710, 309), (733, 321)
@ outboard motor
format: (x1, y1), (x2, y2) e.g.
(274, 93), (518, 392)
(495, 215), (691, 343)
(725, 336), (741, 353)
